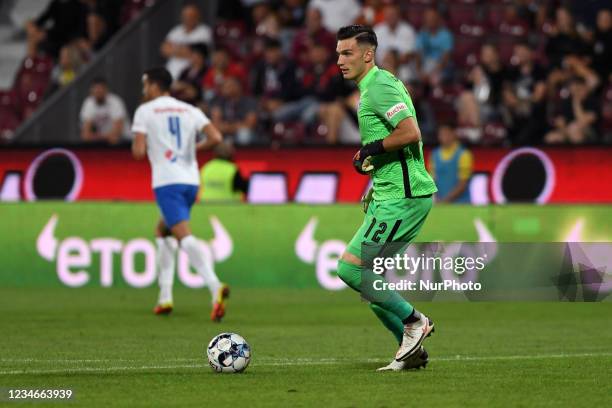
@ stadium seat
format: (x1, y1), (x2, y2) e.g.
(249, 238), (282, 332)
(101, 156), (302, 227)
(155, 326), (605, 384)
(452, 35), (481, 68)
(271, 121), (306, 144)
(486, 4), (506, 28)
(429, 84), (462, 124)
(498, 21), (529, 37)
(495, 35), (519, 64)
(448, 4), (479, 30)
(406, 0), (436, 5)
(120, 0), (154, 25)
(214, 21), (248, 59)
(0, 91), (21, 140)
(482, 122), (507, 145)
(403, 4), (429, 30)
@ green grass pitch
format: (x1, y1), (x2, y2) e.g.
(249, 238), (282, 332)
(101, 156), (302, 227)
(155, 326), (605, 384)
(1, 288), (611, 407)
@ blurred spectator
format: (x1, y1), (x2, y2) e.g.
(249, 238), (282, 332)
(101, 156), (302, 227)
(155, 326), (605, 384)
(501, 42), (547, 144)
(277, 0), (308, 29)
(93, 0), (123, 35)
(46, 45), (84, 97)
(545, 76), (599, 144)
(458, 44), (510, 129)
(210, 76), (259, 145)
(498, 3), (530, 37)
(379, 50), (434, 138)
(428, 123), (473, 203)
(202, 48), (248, 102)
(291, 7), (336, 68)
(172, 44), (209, 106)
(308, 0), (360, 33)
(161, 4), (212, 79)
(301, 42), (357, 143)
(356, 0), (385, 27)
(416, 8), (454, 86)
(545, 7), (589, 68)
(74, 11), (111, 58)
(590, 8), (611, 81)
(200, 142), (249, 202)
(251, 37), (304, 121)
(80, 77), (129, 144)
(250, 2), (280, 38)
(374, 2), (416, 64)
(26, 0), (88, 58)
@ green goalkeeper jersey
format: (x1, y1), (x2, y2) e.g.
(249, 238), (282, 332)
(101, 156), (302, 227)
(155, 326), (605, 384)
(357, 66), (437, 200)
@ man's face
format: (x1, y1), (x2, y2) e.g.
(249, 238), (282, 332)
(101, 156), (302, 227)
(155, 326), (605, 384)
(305, 7), (322, 31)
(221, 78), (241, 98)
(91, 83), (107, 104)
(514, 45), (531, 65)
(424, 9), (438, 30)
(212, 50), (228, 69)
(480, 45), (498, 66)
(336, 38), (371, 81)
(597, 10), (611, 31)
(310, 45), (328, 65)
(181, 6), (200, 30)
(141, 77), (154, 101)
(383, 5), (400, 27)
(438, 126), (455, 146)
(264, 47), (282, 65)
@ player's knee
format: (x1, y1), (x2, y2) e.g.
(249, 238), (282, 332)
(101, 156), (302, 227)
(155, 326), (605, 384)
(337, 258), (362, 291)
(340, 251), (361, 266)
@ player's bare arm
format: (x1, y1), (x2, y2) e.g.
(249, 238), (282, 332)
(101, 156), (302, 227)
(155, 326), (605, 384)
(196, 123), (223, 151)
(132, 132), (147, 160)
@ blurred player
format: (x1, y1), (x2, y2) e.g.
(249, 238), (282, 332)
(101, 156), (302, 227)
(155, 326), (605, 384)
(335, 25), (437, 371)
(131, 67), (229, 321)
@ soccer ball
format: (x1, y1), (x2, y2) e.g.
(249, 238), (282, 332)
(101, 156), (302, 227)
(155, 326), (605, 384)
(206, 333), (251, 373)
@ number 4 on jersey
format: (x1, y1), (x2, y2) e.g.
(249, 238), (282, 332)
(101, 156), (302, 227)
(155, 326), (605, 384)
(168, 116), (181, 148)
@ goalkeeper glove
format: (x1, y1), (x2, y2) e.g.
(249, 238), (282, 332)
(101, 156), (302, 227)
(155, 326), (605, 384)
(352, 140), (385, 175)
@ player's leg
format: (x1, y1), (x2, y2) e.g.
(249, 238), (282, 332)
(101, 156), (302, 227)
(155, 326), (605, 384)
(154, 219), (177, 314)
(337, 201), (417, 334)
(369, 303), (403, 344)
(374, 196), (436, 362)
(338, 251), (429, 371)
(170, 219), (222, 295)
(167, 185), (229, 321)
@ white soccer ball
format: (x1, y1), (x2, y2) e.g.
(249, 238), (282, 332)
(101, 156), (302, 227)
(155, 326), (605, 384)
(206, 333), (251, 373)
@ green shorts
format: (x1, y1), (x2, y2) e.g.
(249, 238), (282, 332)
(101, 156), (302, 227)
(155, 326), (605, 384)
(346, 195), (433, 259)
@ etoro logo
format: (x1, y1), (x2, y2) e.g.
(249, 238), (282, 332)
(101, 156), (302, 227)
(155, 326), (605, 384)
(295, 217), (497, 291)
(36, 214), (232, 288)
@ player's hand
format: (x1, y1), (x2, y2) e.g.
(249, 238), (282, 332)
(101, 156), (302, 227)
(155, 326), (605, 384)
(361, 187), (373, 213)
(352, 140), (385, 175)
(352, 150), (374, 174)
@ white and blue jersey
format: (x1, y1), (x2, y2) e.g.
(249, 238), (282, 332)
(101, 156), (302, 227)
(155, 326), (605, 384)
(132, 95), (210, 227)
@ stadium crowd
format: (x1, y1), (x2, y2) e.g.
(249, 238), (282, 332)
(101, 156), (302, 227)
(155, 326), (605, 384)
(1, 0), (610, 147)
(0, 0), (152, 137)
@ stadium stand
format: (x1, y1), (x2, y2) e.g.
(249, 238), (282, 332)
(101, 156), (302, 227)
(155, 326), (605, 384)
(1, 0), (610, 146)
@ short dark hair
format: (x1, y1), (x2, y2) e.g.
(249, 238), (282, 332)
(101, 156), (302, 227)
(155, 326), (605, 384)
(189, 43), (209, 58)
(264, 36), (282, 49)
(336, 25), (378, 49)
(91, 76), (107, 86)
(438, 119), (456, 130)
(143, 67), (172, 92)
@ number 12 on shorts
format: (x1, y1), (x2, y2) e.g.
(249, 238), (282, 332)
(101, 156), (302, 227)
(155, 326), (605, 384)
(168, 116), (181, 148)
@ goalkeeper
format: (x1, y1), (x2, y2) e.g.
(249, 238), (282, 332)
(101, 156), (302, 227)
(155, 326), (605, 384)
(335, 25), (438, 371)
